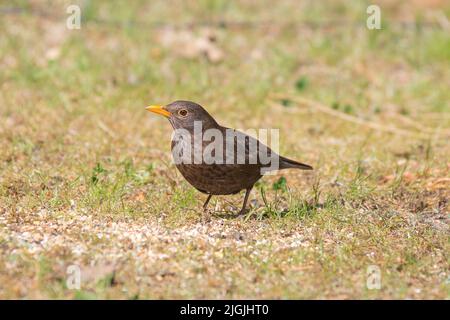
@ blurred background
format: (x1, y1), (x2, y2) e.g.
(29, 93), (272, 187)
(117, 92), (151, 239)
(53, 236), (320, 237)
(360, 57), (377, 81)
(0, 0), (449, 299)
(2, 0), (449, 114)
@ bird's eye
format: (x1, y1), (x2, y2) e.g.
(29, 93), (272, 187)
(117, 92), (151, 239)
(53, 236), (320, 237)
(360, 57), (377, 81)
(178, 109), (188, 117)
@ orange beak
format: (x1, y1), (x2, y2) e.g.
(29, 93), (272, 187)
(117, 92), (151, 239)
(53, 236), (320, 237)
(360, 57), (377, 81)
(145, 105), (171, 118)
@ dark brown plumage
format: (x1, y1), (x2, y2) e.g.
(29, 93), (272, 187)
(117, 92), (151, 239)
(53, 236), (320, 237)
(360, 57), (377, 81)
(146, 100), (312, 215)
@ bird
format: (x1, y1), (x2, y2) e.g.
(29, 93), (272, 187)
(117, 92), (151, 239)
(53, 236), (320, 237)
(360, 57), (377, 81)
(146, 100), (312, 216)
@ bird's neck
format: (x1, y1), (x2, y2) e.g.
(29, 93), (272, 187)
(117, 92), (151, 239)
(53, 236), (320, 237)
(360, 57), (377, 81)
(173, 118), (220, 134)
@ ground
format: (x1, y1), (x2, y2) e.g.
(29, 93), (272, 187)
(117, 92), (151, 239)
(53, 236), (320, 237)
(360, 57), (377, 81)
(0, 0), (449, 299)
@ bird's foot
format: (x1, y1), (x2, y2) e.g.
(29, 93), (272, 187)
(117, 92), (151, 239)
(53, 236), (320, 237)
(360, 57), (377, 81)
(202, 209), (212, 223)
(237, 208), (249, 217)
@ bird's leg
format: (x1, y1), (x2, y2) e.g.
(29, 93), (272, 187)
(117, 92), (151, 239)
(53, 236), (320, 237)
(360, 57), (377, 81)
(203, 194), (212, 211)
(238, 187), (253, 216)
(202, 194), (213, 222)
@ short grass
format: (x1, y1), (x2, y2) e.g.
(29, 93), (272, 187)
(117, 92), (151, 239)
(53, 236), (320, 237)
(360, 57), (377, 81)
(0, 0), (449, 299)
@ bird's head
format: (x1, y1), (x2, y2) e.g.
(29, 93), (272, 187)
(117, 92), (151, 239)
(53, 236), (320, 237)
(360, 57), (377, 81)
(146, 100), (218, 130)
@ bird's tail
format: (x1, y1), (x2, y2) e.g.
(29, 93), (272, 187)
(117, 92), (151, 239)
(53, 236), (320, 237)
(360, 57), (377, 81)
(279, 156), (313, 170)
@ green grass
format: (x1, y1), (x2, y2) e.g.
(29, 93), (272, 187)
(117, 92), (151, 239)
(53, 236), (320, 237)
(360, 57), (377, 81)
(0, 0), (449, 299)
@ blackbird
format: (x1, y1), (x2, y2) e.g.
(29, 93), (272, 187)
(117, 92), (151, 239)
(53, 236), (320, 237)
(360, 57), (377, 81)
(146, 100), (312, 215)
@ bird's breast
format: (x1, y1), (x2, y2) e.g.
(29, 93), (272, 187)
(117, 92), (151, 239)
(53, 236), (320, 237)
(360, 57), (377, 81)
(170, 138), (262, 195)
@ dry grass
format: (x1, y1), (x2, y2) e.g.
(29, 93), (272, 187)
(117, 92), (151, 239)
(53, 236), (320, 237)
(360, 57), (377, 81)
(0, 0), (449, 299)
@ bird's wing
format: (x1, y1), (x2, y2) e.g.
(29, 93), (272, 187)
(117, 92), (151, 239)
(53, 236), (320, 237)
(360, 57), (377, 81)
(220, 128), (277, 167)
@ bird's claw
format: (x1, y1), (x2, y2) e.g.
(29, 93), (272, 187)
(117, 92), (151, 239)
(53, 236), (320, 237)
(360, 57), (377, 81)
(237, 208), (250, 218)
(202, 208), (212, 223)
